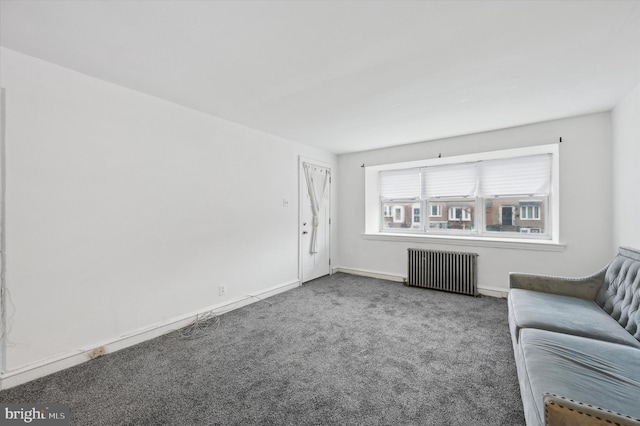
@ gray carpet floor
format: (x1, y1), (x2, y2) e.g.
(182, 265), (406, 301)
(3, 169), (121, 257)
(0, 273), (525, 425)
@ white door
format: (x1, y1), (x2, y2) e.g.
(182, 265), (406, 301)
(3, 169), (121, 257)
(300, 160), (331, 283)
(0, 88), (6, 373)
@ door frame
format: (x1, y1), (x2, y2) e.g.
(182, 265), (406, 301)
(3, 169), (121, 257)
(298, 156), (332, 284)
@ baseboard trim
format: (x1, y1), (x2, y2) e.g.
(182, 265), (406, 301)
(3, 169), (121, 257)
(334, 266), (508, 298)
(477, 286), (509, 299)
(333, 267), (405, 283)
(0, 279), (300, 390)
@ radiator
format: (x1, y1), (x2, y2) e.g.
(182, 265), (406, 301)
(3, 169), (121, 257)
(407, 248), (479, 296)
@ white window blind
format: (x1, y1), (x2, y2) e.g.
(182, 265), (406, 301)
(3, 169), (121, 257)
(380, 168), (420, 199)
(422, 162), (478, 198)
(479, 154), (551, 196)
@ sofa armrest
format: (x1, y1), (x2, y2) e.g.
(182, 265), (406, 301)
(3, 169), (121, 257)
(509, 268), (606, 300)
(544, 393), (640, 426)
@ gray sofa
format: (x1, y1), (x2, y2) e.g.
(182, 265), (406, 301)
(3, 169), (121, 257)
(508, 246), (640, 426)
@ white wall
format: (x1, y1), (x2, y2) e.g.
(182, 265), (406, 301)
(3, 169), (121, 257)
(612, 83), (640, 250)
(337, 113), (614, 293)
(0, 48), (336, 379)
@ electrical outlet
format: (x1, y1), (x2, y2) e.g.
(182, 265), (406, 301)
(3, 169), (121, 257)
(89, 346), (105, 359)
(219, 284), (227, 296)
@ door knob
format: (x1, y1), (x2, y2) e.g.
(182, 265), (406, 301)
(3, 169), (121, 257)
(302, 231), (308, 235)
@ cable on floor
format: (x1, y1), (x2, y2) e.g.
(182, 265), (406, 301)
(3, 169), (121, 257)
(178, 311), (220, 340)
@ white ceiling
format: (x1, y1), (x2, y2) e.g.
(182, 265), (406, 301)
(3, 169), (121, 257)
(1, 0), (639, 154)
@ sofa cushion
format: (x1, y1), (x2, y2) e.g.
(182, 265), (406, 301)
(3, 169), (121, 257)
(596, 246), (640, 342)
(509, 288), (640, 348)
(518, 329), (640, 426)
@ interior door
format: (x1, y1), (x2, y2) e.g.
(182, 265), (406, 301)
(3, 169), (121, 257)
(300, 161), (331, 283)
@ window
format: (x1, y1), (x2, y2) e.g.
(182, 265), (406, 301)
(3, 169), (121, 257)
(521, 204), (541, 220)
(448, 207), (472, 221)
(413, 208), (421, 224)
(379, 168), (420, 230)
(393, 206), (404, 223)
(368, 145), (558, 241)
(480, 154), (550, 235)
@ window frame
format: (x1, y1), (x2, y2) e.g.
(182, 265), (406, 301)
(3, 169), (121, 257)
(365, 144), (560, 244)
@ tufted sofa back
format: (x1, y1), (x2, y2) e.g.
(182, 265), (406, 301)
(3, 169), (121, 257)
(596, 247), (640, 342)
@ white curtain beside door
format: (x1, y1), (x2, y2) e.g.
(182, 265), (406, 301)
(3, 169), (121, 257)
(303, 163), (330, 254)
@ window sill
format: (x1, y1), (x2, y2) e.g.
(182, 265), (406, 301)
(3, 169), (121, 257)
(362, 232), (565, 252)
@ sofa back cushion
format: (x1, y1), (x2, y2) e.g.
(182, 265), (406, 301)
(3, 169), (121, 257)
(596, 246), (640, 341)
